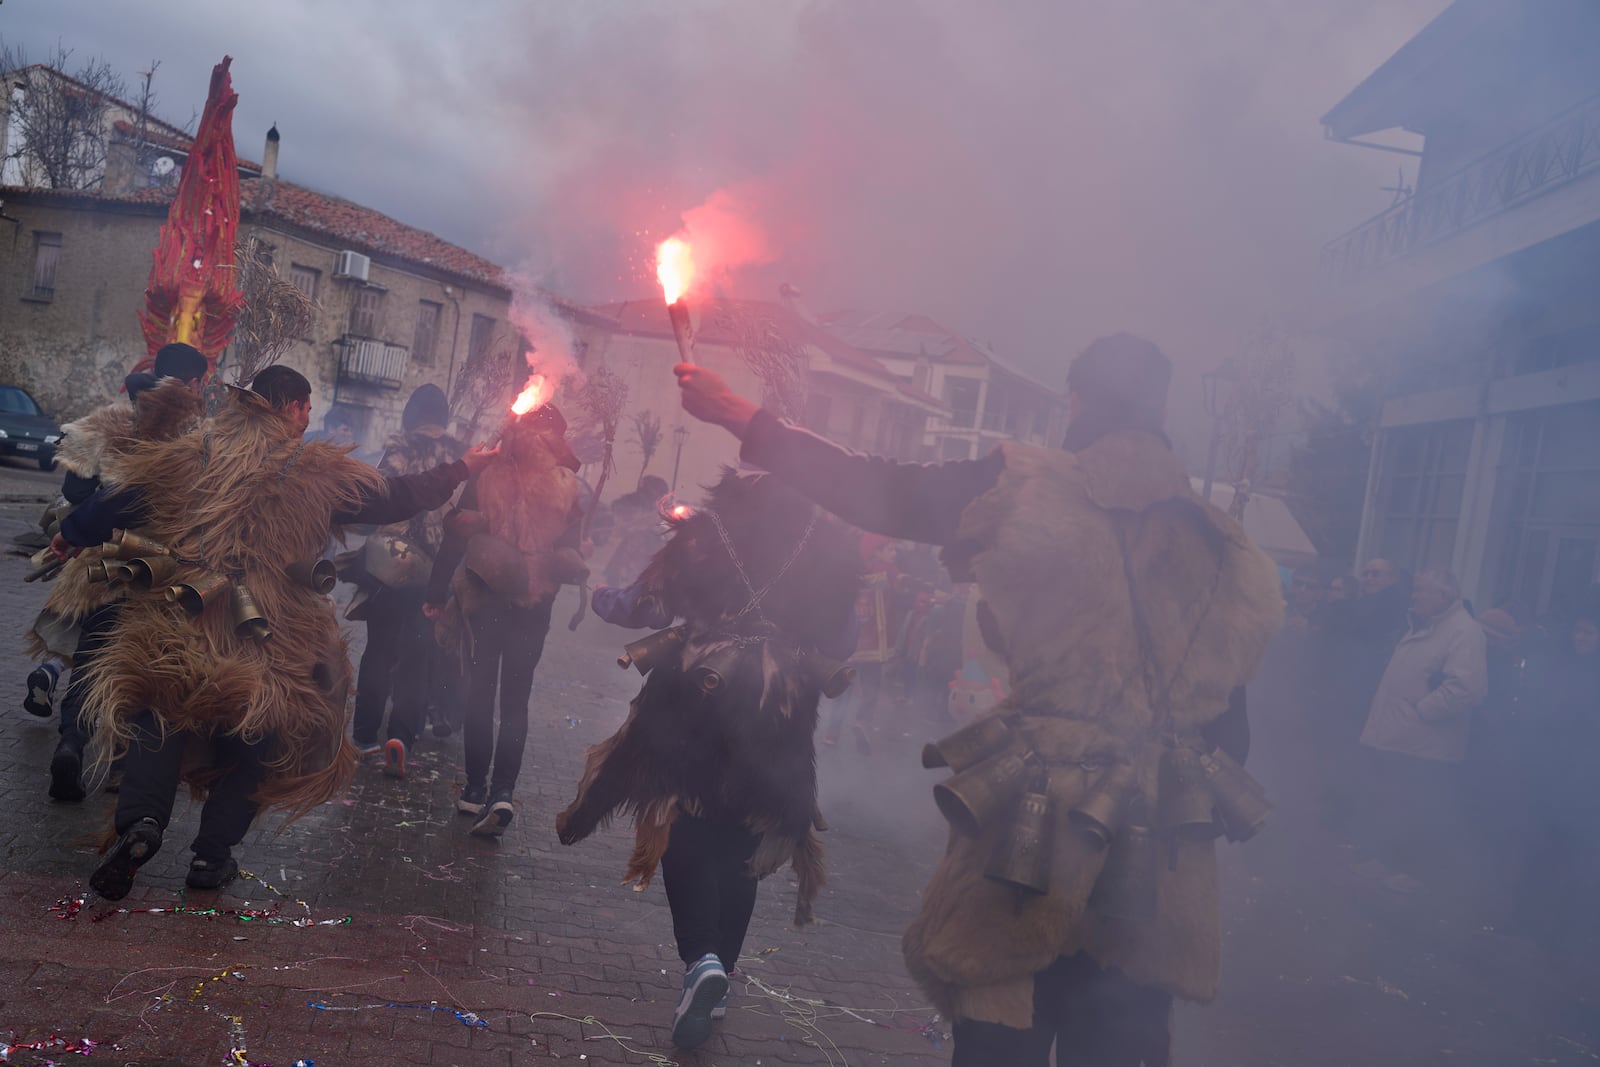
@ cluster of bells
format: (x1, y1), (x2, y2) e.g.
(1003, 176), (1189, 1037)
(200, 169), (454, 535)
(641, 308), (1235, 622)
(86, 529), (338, 642)
(617, 623), (857, 699)
(922, 715), (1271, 913)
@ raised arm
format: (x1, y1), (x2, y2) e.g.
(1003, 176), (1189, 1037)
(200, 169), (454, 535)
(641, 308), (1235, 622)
(675, 364), (1001, 547)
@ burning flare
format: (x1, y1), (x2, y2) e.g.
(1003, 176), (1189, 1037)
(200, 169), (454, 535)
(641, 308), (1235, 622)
(511, 374), (550, 416)
(656, 237), (695, 306)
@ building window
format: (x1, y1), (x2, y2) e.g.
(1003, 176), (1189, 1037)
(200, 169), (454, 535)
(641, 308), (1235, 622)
(1494, 401), (1600, 617)
(413, 300), (442, 366)
(468, 313), (496, 363)
(289, 264), (320, 302)
(1371, 420), (1473, 575)
(29, 232), (61, 300)
(944, 376), (980, 429)
(348, 286), (384, 338)
(805, 392), (832, 433)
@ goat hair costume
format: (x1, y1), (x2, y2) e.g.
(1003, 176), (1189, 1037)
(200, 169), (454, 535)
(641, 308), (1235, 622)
(28, 379), (204, 659)
(83, 388), (387, 815)
(556, 470), (860, 924)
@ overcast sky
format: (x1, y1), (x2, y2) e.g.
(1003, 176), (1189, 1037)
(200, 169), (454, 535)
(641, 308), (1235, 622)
(3, 0), (1449, 401)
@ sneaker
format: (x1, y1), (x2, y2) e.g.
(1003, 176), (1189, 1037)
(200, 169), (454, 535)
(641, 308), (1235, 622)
(382, 739), (407, 779)
(670, 953), (729, 1050)
(456, 784), (488, 816)
(48, 743), (86, 802)
(186, 855), (239, 891)
(89, 817), (163, 901)
(711, 988), (730, 1020)
(23, 662), (59, 718)
(353, 737), (383, 756)
(470, 798), (514, 838)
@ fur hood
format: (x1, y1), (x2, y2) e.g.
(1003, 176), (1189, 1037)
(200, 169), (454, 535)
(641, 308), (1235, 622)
(53, 378), (202, 481)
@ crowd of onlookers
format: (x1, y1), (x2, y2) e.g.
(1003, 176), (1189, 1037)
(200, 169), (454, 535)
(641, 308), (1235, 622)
(1273, 557), (1600, 953)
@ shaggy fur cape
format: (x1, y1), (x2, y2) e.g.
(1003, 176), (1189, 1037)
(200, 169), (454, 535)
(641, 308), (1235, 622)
(556, 471), (860, 925)
(902, 432), (1283, 1029)
(28, 380), (204, 659)
(82, 390), (386, 816)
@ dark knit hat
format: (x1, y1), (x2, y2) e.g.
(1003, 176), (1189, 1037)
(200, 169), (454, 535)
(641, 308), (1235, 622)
(153, 343), (209, 383)
(1066, 333), (1171, 431)
(401, 383), (449, 432)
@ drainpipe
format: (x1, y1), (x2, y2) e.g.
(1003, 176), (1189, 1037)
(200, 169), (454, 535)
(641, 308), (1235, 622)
(443, 286), (463, 397)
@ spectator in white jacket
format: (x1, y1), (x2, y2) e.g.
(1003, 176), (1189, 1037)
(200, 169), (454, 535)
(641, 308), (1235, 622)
(1357, 569), (1488, 890)
(1361, 569), (1488, 763)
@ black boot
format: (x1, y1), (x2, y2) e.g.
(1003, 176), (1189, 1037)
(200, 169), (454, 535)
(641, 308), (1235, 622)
(48, 740), (86, 802)
(89, 817), (163, 901)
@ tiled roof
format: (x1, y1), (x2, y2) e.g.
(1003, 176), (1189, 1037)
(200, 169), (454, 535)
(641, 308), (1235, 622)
(821, 308), (989, 364)
(241, 179), (507, 288)
(585, 298), (948, 410)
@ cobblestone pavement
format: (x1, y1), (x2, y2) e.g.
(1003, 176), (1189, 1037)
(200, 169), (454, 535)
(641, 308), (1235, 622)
(0, 460), (1596, 1066)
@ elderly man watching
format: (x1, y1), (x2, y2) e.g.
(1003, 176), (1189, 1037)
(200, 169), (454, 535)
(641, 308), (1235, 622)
(1357, 569), (1487, 886)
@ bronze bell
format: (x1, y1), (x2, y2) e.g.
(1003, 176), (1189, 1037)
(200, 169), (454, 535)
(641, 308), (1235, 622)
(690, 643), (744, 693)
(1198, 749), (1271, 842)
(802, 652), (857, 699)
(84, 559), (111, 584)
(1089, 821), (1160, 920)
(105, 530), (171, 560)
(985, 789), (1055, 896)
(231, 583), (271, 641)
(165, 570), (232, 616)
(284, 558), (338, 594)
(616, 625), (687, 674)
(1068, 762), (1140, 849)
(933, 751), (1030, 836)
(104, 560), (137, 585)
(1160, 747), (1221, 844)
(921, 715), (1013, 772)
(125, 555), (179, 592)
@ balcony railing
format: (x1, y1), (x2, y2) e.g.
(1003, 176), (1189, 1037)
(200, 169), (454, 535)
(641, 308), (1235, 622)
(338, 337), (408, 389)
(1322, 92), (1600, 280)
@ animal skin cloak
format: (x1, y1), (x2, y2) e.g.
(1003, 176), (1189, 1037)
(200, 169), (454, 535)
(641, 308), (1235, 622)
(556, 471), (860, 924)
(27, 379), (204, 659)
(902, 434), (1284, 1028)
(83, 389), (386, 815)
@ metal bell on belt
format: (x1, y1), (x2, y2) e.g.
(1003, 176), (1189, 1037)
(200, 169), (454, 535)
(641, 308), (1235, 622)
(1068, 762), (1140, 849)
(1089, 820), (1160, 920)
(934, 751), (1030, 836)
(985, 788), (1055, 896)
(125, 555), (179, 592)
(104, 530), (171, 560)
(1199, 748), (1271, 842)
(231, 583), (271, 641)
(284, 558), (338, 594)
(616, 625), (687, 674)
(1160, 747), (1221, 844)
(166, 570), (232, 616)
(690, 643), (743, 693)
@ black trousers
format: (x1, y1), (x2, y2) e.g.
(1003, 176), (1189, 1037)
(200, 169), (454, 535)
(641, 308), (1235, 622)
(951, 954), (1173, 1067)
(58, 603), (122, 752)
(660, 815), (760, 971)
(463, 597), (554, 799)
(115, 710), (273, 863)
(351, 586), (430, 747)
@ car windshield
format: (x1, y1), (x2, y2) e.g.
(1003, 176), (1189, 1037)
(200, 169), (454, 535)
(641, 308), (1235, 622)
(0, 387), (40, 416)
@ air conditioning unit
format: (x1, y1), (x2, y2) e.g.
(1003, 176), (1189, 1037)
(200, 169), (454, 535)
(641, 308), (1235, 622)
(333, 250), (371, 282)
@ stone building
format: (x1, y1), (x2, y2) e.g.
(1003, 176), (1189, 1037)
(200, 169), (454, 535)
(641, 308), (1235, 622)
(1317, 0), (1600, 619)
(0, 127), (528, 450)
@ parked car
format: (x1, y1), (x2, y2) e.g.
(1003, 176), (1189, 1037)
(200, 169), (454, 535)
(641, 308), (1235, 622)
(0, 385), (62, 470)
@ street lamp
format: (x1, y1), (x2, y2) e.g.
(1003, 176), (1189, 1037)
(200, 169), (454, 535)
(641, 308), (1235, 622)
(669, 424), (690, 496)
(1200, 367), (1237, 503)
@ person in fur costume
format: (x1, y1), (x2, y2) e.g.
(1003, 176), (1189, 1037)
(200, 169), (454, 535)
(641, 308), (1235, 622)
(25, 343), (208, 801)
(344, 383), (467, 772)
(675, 336), (1283, 1067)
(53, 366), (499, 900)
(424, 402), (587, 837)
(556, 468), (859, 1051)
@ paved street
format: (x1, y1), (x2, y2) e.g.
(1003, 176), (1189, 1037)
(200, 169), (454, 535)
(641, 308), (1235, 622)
(0, 458), (1594, 1066)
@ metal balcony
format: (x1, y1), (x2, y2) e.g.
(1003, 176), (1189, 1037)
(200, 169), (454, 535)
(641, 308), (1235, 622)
(337, 337), (408, 389)
(1322, 92), (1600, 281)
